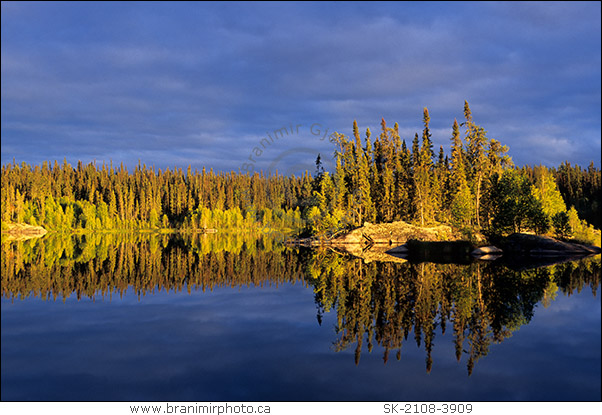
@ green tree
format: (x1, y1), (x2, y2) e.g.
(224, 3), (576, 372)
(490, 169), (546, 235)
(354, 120), (374, 224)
(449, 119), (473, 227)
(463, 101), (489, 228)
(532, 166), (567, 218)
(552, 211), (572, 239)
(413, 108), (435, 226)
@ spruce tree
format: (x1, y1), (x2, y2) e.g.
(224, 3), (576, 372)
(354, 121), (374, 224)
(449, 119), (473, 227)
(413, 108), (435, 226)
(463, 101), (488, 228)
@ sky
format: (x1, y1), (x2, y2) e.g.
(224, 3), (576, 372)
(1, 1), (600, 176)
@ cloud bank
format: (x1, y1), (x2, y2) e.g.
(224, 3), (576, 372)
(2, 1), (600, 173)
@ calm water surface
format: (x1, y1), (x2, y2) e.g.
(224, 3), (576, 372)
(1, 233), (600, 401)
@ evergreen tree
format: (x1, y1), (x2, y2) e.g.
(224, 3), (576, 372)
(463, 101), (489, 228)
(413, 108), (435, 226)
(449, 119), (473, 227)
(395, 139), (412, 220)
(354, 124), (374, 224)
(333, 154), (347, 212)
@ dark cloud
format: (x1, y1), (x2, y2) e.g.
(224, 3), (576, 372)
(1, 2), (600, 173)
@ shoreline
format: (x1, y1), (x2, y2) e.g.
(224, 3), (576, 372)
(285, 220), (601, 265)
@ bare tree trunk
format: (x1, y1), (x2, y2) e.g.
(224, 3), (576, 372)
(475, 175), (482, 228)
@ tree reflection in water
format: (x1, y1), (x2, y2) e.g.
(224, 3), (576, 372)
(2, 233), (599, 375)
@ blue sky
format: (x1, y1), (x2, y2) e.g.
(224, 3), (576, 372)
(1, 1), (600, 175)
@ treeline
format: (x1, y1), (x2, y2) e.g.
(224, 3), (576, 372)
(523, 162), (601, 229)
(306, 102), (512, 234)
(1, 160), (309, 232)
(306, 101), (600, 243)
(1, 101), (600, 241)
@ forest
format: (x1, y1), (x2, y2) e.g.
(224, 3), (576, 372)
(1, 102), (600, 244)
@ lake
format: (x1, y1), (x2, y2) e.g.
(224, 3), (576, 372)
(1, 233), (600, 401)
